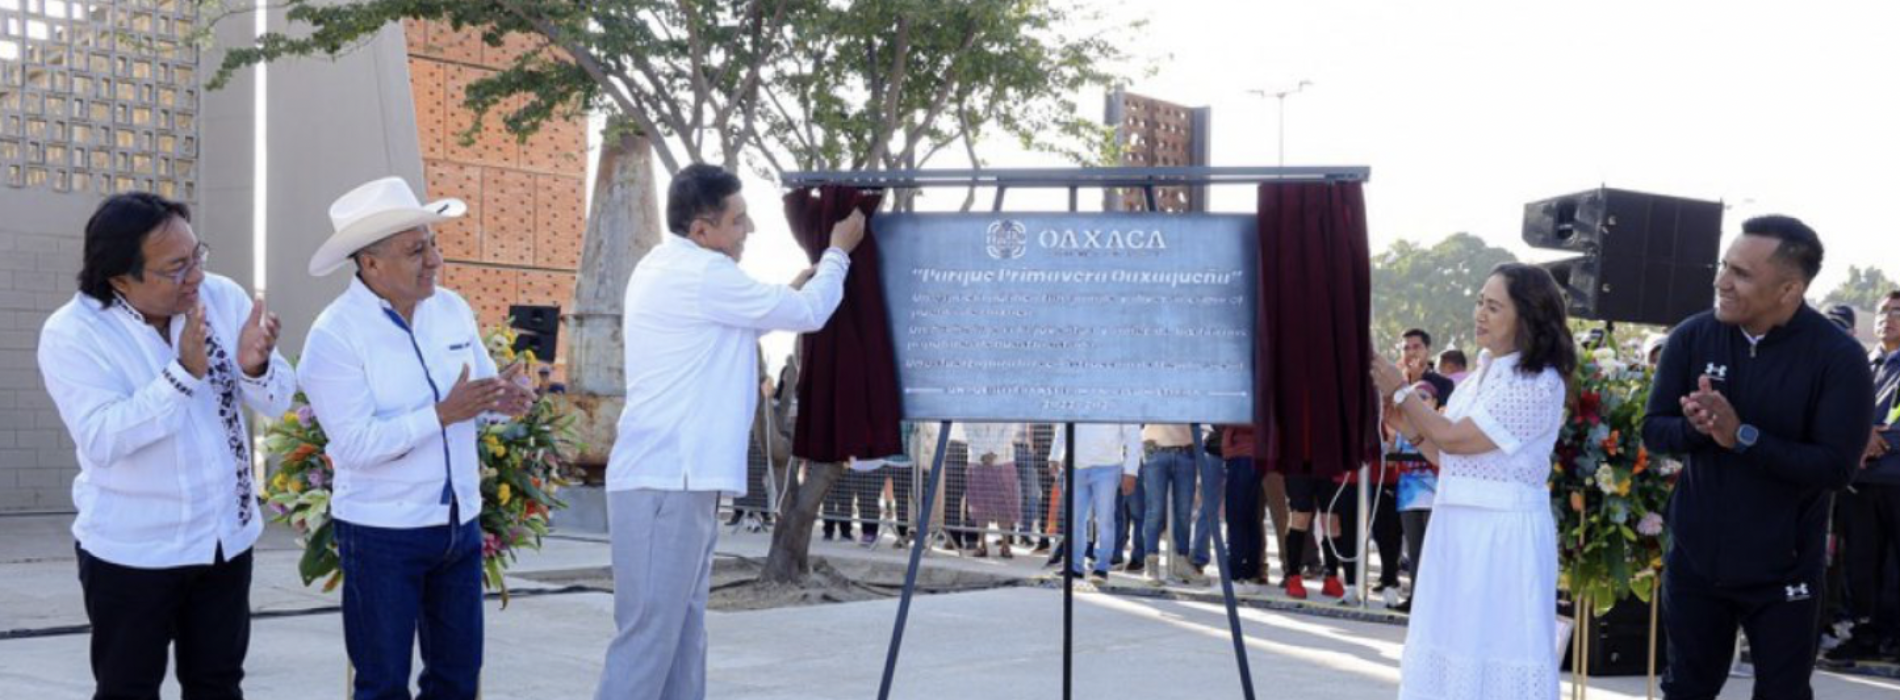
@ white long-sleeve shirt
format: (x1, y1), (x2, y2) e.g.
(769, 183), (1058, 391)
(961, 423), (1022, 464)
(609, 235), (851, 494)
(39, 274), (294, 568)
(1049, 423), (1143, 476)
(298, 277), (497, 528)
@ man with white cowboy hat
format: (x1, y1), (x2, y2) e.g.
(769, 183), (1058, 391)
(297, 176), (534, 699)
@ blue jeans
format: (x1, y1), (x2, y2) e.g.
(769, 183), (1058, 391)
(1114, 473), (1145, 564)
(1192, 450), (1225, 567)
(1068, 466), (1123, 575)
(1141, 447), (1198, 559)
(1014, 442), (1044, 536)
(336, 516), (484, 700)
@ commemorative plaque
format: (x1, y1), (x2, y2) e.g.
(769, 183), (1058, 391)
(877, 212), (1259, 424)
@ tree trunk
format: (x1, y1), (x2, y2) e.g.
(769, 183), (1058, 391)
(760, 459), (843, 584)
(567, 126), (664, 468)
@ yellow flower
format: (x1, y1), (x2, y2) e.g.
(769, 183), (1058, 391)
(498, 483), (513, 506)
(287, 478), (305, 494)
(1616, 478), (1631, 496)
(282, 410), (299, 425)
(271, 472), (288, 493)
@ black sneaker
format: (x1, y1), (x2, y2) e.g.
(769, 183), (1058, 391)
(1090, 570), (1110, 584)
(1123, 558), (1146, 574)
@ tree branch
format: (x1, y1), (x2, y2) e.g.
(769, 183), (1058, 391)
(860, 14), (912, 170)
(494, 0), (683, 173)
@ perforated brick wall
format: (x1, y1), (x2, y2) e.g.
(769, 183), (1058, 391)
(406, 19), (586, 375)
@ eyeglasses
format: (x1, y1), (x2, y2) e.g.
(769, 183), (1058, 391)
(148, 242), (209, 286)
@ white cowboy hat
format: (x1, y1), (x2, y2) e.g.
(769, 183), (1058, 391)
(309, 176), (466, 276)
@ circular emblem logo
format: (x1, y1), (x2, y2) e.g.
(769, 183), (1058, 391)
(985, 219), (1027, 260)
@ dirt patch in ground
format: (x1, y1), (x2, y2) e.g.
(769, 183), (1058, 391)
(515, 555), (1023, 613)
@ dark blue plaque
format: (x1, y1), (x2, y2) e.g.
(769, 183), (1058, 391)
(877, 213), (1258, 424)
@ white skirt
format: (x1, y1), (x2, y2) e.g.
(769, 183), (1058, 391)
(1398, 479), (1560, 700)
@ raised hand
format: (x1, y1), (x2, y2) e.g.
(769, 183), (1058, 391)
(436, 365), (504, 426)
(178, 301), (209, 379)
(238, 293), (281, 378)
(828, 209), (867, 254)
(492, 363), (538, 418)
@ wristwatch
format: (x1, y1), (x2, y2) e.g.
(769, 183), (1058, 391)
(1733, 424), (1760, 454)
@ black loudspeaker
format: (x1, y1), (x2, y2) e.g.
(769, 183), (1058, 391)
(508, 305), (559, 362)
(1560, 597), (1667, 677)
(1523, 188), (1723, 327)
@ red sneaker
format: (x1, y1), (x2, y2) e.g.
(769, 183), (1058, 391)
(1321, 576), (1345, 598)
(1285, 575), (1308, 600)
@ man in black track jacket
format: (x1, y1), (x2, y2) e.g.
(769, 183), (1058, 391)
(1643, 215), (1874, 700)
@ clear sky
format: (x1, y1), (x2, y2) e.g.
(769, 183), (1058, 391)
(624, 1), (1900, 368)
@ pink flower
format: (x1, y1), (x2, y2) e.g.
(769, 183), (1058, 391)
(1636, 512), (1665, 537)
(296, 405), (315, 425)
(482, 532), (503, 557)
(306, 469), (325, 489)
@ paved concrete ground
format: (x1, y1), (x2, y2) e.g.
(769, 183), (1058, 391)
(3, 515), (1896, 699)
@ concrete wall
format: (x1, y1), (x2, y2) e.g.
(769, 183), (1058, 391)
(0, 189), (90, 511)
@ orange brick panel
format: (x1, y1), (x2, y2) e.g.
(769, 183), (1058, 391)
(403, 18), (431, 57)
(442, 264), (521, 333)
(430, 20), (485, 66)
(425, 160), (483, 262)
(443, 66), (517, 169)
(517, 269), (576, 311)
(485, 31), (543, 69)
(408, 58), (447, 161)
(521, 112), (586, 176)
(480, 168), (537, 265)
(534, 174), (584, 270)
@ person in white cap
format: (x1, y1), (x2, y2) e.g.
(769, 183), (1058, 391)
(297, 176), (534, 700)
(39, 192), (294, 699)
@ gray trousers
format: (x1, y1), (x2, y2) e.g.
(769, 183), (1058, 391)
(595, 489), (721, 700)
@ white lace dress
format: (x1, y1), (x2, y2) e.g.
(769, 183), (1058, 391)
(1399, 351), (1565, 700)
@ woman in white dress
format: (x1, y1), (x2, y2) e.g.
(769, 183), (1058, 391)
(1373, 263), (1577, 700)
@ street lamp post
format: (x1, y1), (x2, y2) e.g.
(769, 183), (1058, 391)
(1250, 80), (1313, 167)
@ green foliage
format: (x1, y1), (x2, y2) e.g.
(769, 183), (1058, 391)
(1820, 264), (1899, 314)
(208, 0), (1136, 178)
(1369, 233), (1519, 351)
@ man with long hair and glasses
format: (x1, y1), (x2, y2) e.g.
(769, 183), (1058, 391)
(39, 193), (295, 698)
(1374, 263), (1577, 700)
(1644, 216), (1873, 699)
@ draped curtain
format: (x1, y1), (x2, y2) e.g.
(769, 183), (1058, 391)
(782, 187), (904, 463)
(1256, 182), (1375, 479)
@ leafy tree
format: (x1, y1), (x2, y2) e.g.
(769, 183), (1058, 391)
(1820, 264), (1899, 314)
(210, 0), (1128, 180)
(209, 0), (1135, 586)
(1370, 233), (1519, 353)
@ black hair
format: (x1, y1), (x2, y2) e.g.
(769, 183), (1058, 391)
(78, 192), (191, 307)
(666, 163), (744, 237)
(1438, 348), (1468, 370)
(1490, 263), (1578, 378)
(1740, 215), (1823, 283)
(1402, 328), (1432, 347)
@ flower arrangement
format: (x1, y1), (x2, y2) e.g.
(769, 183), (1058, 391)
(1550, 344), (1679, 617)
(261, 327), (580, 604)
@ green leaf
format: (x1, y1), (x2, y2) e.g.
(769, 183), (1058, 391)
(299, 520), (340, 587)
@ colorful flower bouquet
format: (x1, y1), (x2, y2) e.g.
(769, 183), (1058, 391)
(262, 327), (580, 604)
(1551, 345), (1679, 617)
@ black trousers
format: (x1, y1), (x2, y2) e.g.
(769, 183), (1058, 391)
(77, 544), (252, 700)
(1841, 483), (1900, 640)
(1223, 457), (1265, 581)
(1662, 553), (1821, 700)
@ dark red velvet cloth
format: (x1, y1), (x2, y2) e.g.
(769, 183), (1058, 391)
(1256, 182), (1376, 479)
(782, 187), (903, 463)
